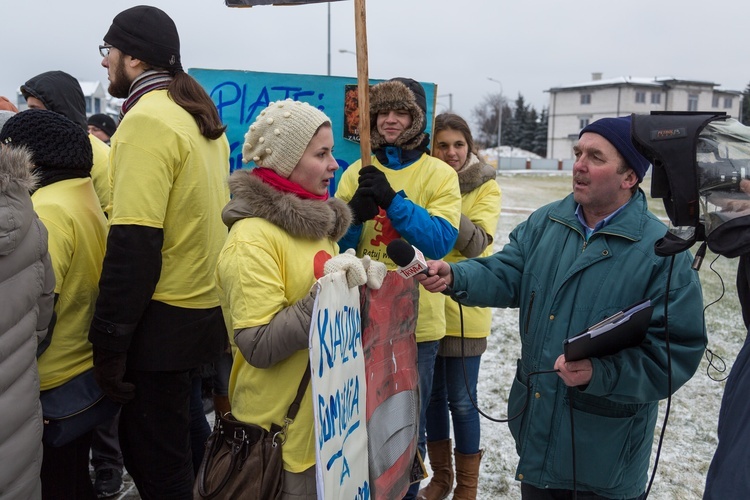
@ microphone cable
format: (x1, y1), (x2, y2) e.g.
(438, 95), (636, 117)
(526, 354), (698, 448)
(453, 296), (560, 424)
(644, 254), (676, 498)
(452, 296), (570, 494)
(703, 252), (729, 382)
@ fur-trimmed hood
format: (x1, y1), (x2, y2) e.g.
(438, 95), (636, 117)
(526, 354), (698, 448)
(0, 147), (38, 194)
(0, 147), (39, 257)
(222, 169), (352, 241)
(456, 153), (496, 194)
(369, 78), (427, 151)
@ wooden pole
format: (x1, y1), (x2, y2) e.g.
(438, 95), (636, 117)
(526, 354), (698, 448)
(354, 0), (370, 164)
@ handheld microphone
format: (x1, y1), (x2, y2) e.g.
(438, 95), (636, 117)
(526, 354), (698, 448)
(385, 239), (465, 300)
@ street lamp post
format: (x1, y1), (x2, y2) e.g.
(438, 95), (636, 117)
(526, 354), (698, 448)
(437, 93), (453, 112)
(327, 3), (331, 75)
(488, 77), (503, 168)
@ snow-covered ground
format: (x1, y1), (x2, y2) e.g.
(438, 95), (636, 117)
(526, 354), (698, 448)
(479, 146), (543, 160)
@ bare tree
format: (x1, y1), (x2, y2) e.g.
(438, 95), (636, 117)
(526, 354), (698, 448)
(472, 92), (507, 148)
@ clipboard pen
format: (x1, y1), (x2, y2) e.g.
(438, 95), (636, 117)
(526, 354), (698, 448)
(587, 311), (625, 332)
(563, 299), (653, 362)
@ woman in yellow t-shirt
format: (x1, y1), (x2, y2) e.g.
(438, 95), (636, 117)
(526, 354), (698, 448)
(421, 113), (502, 500)
(215, 100), (383, 499)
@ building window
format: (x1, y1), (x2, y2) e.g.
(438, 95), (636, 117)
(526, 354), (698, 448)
(580, 93), (591, 105)
(651, 92), (661, 105)
(85, 96), (92, 114)
(688, 94), (699, 112)
(635, 91), (646, 104)
(724, 97), (733, 109)
(579, 118), (590, 129)
(712, 95), (720, 108)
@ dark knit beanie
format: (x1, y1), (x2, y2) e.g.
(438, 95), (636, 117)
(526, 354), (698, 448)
(579, 116), (651, 182)
(369, 77), (427, 151)
(104, 5), (182, 72)
(0, 109), (93, 173)
(87, 113), (118, 138)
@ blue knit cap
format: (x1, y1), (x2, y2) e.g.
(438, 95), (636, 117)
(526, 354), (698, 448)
(579, 116), (651, 182)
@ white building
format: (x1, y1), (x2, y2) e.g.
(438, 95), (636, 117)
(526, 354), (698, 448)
(79, 81), (108, 115)
(546, 73), (743, 160)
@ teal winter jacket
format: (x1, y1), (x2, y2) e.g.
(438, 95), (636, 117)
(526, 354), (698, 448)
(451, 190), (705, 498)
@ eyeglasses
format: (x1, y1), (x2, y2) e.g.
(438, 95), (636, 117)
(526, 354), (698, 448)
(99, 44), (113, 58)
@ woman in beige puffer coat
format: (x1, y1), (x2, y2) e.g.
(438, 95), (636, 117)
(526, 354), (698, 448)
(0, 145), (55, 500)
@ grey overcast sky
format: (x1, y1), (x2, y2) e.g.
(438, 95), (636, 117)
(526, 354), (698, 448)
(3, 0), (749, 124)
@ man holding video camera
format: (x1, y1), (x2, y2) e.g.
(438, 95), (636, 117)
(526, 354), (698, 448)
(704, 178), (750, 499)
(417, 116), (706, 499)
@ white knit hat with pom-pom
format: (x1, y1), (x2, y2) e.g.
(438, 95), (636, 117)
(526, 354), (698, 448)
(242, 99), (331, 178)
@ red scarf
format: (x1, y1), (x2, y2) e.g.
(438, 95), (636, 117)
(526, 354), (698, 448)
(251, 167), (328, 201)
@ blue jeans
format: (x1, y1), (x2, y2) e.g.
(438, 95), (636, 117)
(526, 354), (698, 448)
(403, 340), (440, 500)
(426, 354), (482, 454)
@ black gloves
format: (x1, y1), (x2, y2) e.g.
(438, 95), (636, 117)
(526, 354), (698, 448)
(348, 190), (379, 225)
(93, 346), (135, 404)
(359, 165), (397, 209)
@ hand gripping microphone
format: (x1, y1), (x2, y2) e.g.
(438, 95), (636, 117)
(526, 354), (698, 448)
(385, 239), (466, 300)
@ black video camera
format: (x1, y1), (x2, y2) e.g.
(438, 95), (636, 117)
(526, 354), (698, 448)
(699, 161), (750, 193)
(697, 136), (750, 193)
(631, 112), (750, 258)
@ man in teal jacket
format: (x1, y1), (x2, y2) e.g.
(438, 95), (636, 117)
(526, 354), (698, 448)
(416, 116), (705, 499)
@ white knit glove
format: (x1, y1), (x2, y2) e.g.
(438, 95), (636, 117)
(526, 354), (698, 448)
(361, 255), (387, 290)
(324, 249), (367, 288)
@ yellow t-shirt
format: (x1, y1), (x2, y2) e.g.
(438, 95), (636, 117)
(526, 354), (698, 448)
(444, 178), (502, 338)
(217, 216), (339, 473)
(32, 178), (107, 390)
(109, 90), (230, 308)
(89, 134), (110, 214)
(336, 155), (462, 342)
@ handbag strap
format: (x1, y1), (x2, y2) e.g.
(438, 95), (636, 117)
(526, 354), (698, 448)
(285, 360), (311, 421)
(271, 361), (311, 446)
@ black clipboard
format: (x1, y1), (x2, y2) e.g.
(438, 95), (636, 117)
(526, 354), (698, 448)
(563, 299), (653, 362)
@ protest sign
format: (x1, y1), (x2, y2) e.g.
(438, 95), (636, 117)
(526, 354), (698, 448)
(310, 272), (370, 499)
(226, 0), (344, 6)
(360, 272), (420, 499)
(189, 68), (437, 194)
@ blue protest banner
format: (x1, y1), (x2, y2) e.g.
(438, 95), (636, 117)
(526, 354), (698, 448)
(189, 68), (437, 195)
(226, 0), (345, 6)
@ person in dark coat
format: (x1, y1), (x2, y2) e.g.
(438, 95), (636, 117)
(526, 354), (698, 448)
(703, 178), (750, 499)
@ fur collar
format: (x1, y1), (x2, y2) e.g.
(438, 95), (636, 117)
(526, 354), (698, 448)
(0, 147), (38, 193)
(456, 153), (496, 194)
(222, 170), (352, 241)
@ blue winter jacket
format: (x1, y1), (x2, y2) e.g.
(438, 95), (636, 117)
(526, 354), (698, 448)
(451, 190), (705, 498)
